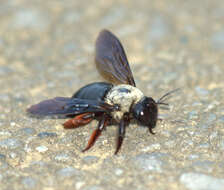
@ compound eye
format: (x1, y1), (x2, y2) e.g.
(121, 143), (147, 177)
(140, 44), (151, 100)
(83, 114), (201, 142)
(139, 107), (150, 123)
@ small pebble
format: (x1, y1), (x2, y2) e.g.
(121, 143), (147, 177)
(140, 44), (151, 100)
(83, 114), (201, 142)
(57, 167), (80, 178)
(211, 30), (224, 49)
(83, 185), (104, 190)
(197, 143), (209, 149)
(19, 128), (36, 135)
(9, 152), (17, 159)
(55, 153), (70, 162)
(141, 143), (161, 152)
(10, 122), (16, 127)
(0, 66), (12, 77)
(188, 111), (198, 120)
(12, 9), (48, 30)
(82, 156), (99, 164)
(180, 172), (224, 190)
(30, 161), (47, 167)
(218, 140), (224, 150)
(114, 168), (123, 176)
(75, 181), (85, 190)
(188, 154), (199, 160)
(209, 132), (218, 141)
(148, 16), (169, 42)
(0, 131), (11, 137)
(218, 116), (224, 123)
(206, 113), (216, 123)
(199, 124), (210, 130)
(192, 161), (214, 173)
(37, 132), (57, 138)
(132, 153), (169, 172)
(22, 177), (36, 189)
(195, 86), (209, 96)
(36, 146), (48, 153)
(0, 138), (22, 149)
(164, 140), (176, 148)
(0, 154), (6, 160)
(0, 161), (8, 170)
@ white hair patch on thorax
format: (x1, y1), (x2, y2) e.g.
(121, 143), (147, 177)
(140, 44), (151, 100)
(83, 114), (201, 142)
(105, 84), (144, 121)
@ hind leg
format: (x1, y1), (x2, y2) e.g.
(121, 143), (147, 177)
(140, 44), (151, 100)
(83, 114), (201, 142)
(63, 113), (95, 129)
(82, 114), (110, 152)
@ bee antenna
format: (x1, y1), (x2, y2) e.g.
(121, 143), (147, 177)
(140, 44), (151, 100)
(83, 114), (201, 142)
(157, 102), (169, 106)
(157, 88), (181, 105)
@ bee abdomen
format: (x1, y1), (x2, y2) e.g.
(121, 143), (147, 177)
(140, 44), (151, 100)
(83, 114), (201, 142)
(72, 82), (113, 101)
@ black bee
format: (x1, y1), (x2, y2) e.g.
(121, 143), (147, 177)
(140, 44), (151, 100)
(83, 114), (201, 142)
(27, 29), (177, 154)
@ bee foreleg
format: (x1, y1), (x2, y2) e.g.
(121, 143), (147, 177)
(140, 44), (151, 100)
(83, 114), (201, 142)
(114, 113), (130, 154)
(148, 127), (156, 135)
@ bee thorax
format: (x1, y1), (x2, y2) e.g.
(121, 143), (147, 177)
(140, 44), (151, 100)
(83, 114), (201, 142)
(105, 84), (144, 121)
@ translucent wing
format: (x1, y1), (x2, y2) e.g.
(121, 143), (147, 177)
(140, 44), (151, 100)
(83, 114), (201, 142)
(27, 97), (115, 117)
(95, 29), (136, 86)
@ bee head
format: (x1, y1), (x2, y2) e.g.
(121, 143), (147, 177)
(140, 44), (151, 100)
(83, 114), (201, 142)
(132, 97), (158, 129)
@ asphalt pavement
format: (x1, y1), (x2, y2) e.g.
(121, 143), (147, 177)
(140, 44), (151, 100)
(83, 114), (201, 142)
(0, 0), (224, 189)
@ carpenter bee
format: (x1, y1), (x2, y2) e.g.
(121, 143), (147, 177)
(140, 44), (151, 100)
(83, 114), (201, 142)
(27, 29), (178, 154)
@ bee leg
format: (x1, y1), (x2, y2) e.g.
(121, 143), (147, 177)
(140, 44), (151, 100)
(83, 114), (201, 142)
(63, 113), (94, 129)
(82, 114), (109, 152)
(114, 113), (129, 155)
(148, 127), (155, 135)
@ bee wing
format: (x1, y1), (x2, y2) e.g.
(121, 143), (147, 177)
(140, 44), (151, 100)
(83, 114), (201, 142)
(95, 29), (136, 87)
(27, 97), (115, 117)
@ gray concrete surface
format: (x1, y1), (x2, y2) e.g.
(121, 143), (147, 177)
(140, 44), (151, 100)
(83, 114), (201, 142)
(0, 0), (224, 189)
